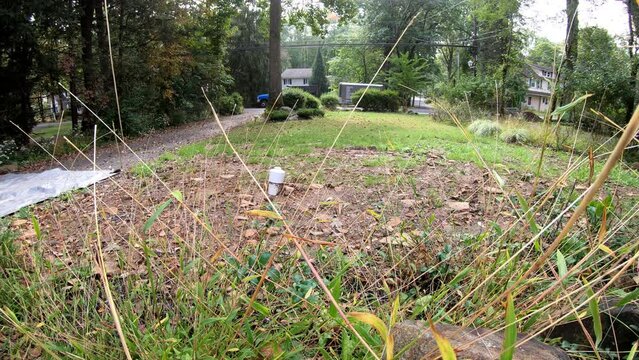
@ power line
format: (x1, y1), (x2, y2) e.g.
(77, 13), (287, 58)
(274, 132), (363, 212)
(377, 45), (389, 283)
(233, 41), (475, 51)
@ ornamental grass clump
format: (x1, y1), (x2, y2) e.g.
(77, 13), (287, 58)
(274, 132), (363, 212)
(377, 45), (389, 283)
(468, 120), (502, 137)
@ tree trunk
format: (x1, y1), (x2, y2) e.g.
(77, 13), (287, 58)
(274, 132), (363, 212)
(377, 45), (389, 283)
(95, 0), (111, 98)
(625, 0), (639, 124)
(80, 0), (96, 131)
(70, 68), (80, 132)
(268, 0), (282, 107)
(561, 0), (579, 109)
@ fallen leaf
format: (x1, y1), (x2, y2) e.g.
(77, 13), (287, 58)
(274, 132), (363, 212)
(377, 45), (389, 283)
(191, 177), (205, 182)
(387, 217), (402, 228)
(400, 199), (416, 208)
(220, 174), (235, 179)
(246, 209), (282, 220)
(11, 219), (28, 227)
(484, 187), (503, 194)
(447, 201), (470, 211)
(243, 229), (258, 238)
(309, 183), (323, 190)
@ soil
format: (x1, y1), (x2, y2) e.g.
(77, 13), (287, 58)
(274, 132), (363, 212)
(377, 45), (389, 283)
(13, 147), (621, 278)
(28, 108), (263, 171)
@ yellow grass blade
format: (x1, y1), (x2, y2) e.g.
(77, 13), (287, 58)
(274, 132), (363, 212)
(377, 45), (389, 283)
(429, 320), (457, 360)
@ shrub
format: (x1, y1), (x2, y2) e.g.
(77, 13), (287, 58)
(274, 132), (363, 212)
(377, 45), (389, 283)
(282, 88), (307, 108)
(217, 92), (244, 116)
(468, 120), (502, 137)
(304, 93), (321, 109)
(268, 109), (290, 121)
(351, 89), (400, 112)
(0, 139), (17, 166)
(296, 108), (325, 119)
(500, 128), (530, 144)
(320, 93), (340, 110)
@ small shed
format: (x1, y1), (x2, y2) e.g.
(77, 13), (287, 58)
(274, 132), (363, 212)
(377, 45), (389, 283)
(338, 82), (384, 104)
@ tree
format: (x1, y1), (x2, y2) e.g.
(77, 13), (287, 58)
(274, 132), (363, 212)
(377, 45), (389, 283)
(310, 48), (329, 95)
(528, 37), (561, 68)
(572, 27), (631, 128)
(385, 53), (429, 107)
(560, 0), (579, 109)
(268, 0), (282, 106)
(228, 2), (269, 106)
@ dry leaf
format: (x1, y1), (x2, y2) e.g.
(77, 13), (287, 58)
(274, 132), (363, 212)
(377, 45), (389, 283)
(387, 217), (402, 228)
(246, 209), (282, 220)
(243, 229), (258, 238)
(220, 174), (235, 179)
(11, 219), (28, 227)
(447, 201), (470, 211)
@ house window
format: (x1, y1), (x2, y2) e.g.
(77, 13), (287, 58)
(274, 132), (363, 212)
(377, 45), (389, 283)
(527, 97), (532, 105)
(303, 78), (308, 85)
(536, 79), (542, 89)
(529, 78), (534, 87)
(542, 97), (548, 105)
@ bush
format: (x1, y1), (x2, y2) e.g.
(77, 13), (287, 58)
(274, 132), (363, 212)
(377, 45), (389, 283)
(500, 128), (530, 144)
(351, 89), (400, 112)
(268, 109), (290, 121)
(304, 93), (321, 109)
(217, 92), (244, 116)
(296, 108), (325, 119)
(468, 120), (502, 137)
(320, 93), (340, 110)
(282, 88), (308, 108)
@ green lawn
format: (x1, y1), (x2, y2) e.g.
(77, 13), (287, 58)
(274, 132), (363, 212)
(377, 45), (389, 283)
(156, 111), (638, 187)
(32, 121), (72, 139)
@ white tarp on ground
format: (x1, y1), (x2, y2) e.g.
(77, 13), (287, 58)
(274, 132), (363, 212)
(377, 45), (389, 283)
(0, 168), (117, 217)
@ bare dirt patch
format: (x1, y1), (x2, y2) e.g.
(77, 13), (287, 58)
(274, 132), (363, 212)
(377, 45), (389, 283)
(11, 147), (591, 276)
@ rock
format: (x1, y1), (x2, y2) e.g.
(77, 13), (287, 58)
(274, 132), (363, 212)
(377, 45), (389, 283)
(279, 106), (292, 112)
(546, 297), (639, 351)
(391, 320), (569, 360)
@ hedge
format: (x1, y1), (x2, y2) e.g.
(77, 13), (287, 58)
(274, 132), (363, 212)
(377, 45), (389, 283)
(296, 108), (325, 119)
(320, 93), (340, 110)
(282, 88), (307, 108)
(216, 92), (244, 115)
(350, 89), (400, 112)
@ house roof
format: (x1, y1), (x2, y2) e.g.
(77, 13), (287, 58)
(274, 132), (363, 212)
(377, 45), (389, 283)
(526, 64), (556, 80)
(281, 68), (312, 79)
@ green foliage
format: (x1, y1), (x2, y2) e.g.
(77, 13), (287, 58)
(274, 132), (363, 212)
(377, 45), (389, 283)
(385, 53), (430, 107)
(468, 120), (502, 136)
(310, 49), (330, 95)
(572, 27), (632, 127)
(216, 92), (245, 116)
(500, 128), (530, 144)
(528, 37), (561, 68)
(296, 108), (325, 119)
(304, 93), (321, 109)
(320, 93), (340, 110)
(351, 89), (400, 112)
(282, 88), (308, 108)
(268, 109), (290, 121)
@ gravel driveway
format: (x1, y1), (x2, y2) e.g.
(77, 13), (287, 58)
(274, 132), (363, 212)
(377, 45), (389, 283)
(46, 108), (263, 171)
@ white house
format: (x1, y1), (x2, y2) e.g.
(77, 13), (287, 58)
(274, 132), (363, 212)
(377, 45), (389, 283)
(281, 68), (312, 88)
(521, 64), (556, 112)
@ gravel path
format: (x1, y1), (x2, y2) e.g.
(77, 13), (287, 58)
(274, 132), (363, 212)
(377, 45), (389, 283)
(46, 108), (263, 171)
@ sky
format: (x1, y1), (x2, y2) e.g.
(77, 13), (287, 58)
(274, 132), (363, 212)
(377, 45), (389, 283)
(521, 0), (629, 43)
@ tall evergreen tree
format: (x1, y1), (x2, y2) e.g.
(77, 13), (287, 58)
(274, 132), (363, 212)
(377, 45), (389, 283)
(310, 48), (329, 95)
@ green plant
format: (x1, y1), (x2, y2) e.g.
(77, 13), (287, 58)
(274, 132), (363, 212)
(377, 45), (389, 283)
(351, 89), (400, 112)
(268, 109), (290, 121)
(500, 128), (530, 144)
(282, 88), (308, 108)
(304, 93), (321, 109)
(216, 93), (244, 116)
(468, 120), (502, 137)
(296, 108), (325, 119)
(320, 93), (340, 110)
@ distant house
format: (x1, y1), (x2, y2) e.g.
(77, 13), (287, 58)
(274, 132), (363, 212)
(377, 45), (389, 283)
(521, 64), (556, 112)
(338, 82), (384, 104)
(281, 68), (313, 93)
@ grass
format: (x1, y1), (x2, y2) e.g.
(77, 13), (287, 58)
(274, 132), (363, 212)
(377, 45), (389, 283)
(168, 111), (638, 187)
(2, 108), (639, 359)
(31, 121), (72, 139)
